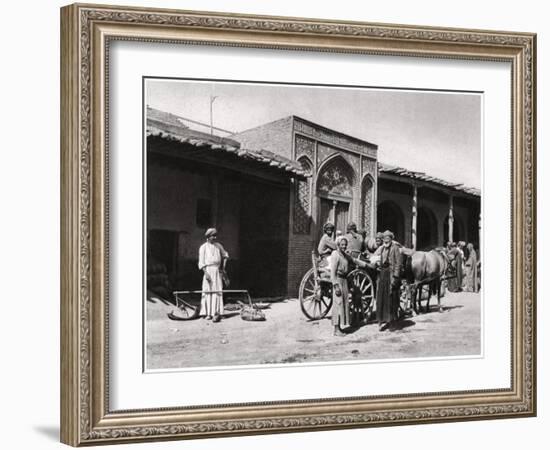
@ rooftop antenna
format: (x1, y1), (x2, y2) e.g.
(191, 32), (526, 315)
(209, 95), (218, 135)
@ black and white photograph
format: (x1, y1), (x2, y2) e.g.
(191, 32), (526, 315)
(144, 78), (482, 371)
(0, 0), (544, 447)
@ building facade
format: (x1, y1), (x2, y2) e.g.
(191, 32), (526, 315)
(147, 108), (481, 299)
(233, 116), (379, 295)
(377, 164), (481, 251)
(146, 108), (307, 298)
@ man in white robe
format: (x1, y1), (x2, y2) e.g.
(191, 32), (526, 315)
(198, 228), (229, 322)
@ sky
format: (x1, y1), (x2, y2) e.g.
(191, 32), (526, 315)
(146, 79), (481, 189)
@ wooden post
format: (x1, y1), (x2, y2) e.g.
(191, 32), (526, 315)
(448, 195), (454, 243)
(411, 184), (418, 250)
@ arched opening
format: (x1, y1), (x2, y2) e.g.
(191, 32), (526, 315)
(377, 200), (405, 244)
(417, 206), (438, 250)
(361, 175), (374, 235)
(316, 156), (356, 237)
(444, 213), (465, 244)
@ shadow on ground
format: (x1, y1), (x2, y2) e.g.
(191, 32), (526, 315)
(388, 319), (416, 331)
(440, 304), (465, 312)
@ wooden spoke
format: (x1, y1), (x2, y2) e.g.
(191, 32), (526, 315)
(300, 268), (333, 320)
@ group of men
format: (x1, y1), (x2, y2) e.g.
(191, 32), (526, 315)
(195, 222), (404, 331)
(445, 240), (479, 293)
(318, 222), (402, 335)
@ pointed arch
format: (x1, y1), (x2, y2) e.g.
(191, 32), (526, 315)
(316, 154), (356, 200)
(316, 155), (357, 237)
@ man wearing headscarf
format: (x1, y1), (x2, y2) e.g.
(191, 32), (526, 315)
(374, 230), (402, 330)
(330, 235), (369, 336)
(318, 222), (337, 260)
(344, 222), (364, 258)
(447, 242), (463, 292)
(364, 231), (384, 255)
(464, 243), (479, 292)
(375, 231), (384, 250)
(198, 228), (229, 322)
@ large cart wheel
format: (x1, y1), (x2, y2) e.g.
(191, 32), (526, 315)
(299, 268), (333, 320)
(347, 269), (375, 323)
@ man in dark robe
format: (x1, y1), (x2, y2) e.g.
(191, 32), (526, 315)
(447, 243), (463, 292)
(375, 230), (402, 331)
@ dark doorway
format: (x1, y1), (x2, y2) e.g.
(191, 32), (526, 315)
(417, 207), (438, 250)
(317, 156), (355, 240)
(444, 214), (464, 244)
(147, 229), (178, 298)
(318, 198), (350, 241)
(335, 201), (350, 235)
(148, 229), (178, 276)
(377, 200), (405, 244)
(239, 179), (290, 298)
(319, 198), (332, 231)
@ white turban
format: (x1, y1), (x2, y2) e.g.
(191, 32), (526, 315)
(204, 228), (217, 238)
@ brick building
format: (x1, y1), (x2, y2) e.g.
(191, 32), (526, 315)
(232, 116), (379, 296)
(146, 107), (308, 298)
(147, 107), (480, 299)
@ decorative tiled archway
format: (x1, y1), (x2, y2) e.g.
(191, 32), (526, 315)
(316, 155), (357, 235)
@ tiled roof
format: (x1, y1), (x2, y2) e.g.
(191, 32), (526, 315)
(146, 107), (309, 178)
(146, 108), (479, 194)
(378, 162), (481, 197)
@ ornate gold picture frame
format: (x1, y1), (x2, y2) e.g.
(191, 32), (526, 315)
(60, 3), (536, 446)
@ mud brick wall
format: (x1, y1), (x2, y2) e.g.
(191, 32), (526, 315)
(232, 116), (294, 159)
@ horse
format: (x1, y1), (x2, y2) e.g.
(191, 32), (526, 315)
(401, 247), (451, 314)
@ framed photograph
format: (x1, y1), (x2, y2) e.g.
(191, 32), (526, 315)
(60, 3), (536, 446)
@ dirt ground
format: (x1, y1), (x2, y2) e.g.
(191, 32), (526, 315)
(146, 290), (481, 370)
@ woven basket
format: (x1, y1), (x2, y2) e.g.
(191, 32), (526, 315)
(240, 306), (266, 321)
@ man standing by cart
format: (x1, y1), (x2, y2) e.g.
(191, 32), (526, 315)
(375, 230), (402, 331)
(198, 228), (229, 322)
(330, 236), (370, 336)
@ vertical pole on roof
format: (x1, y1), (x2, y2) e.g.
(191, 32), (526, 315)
(209, 95), (217, 135)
